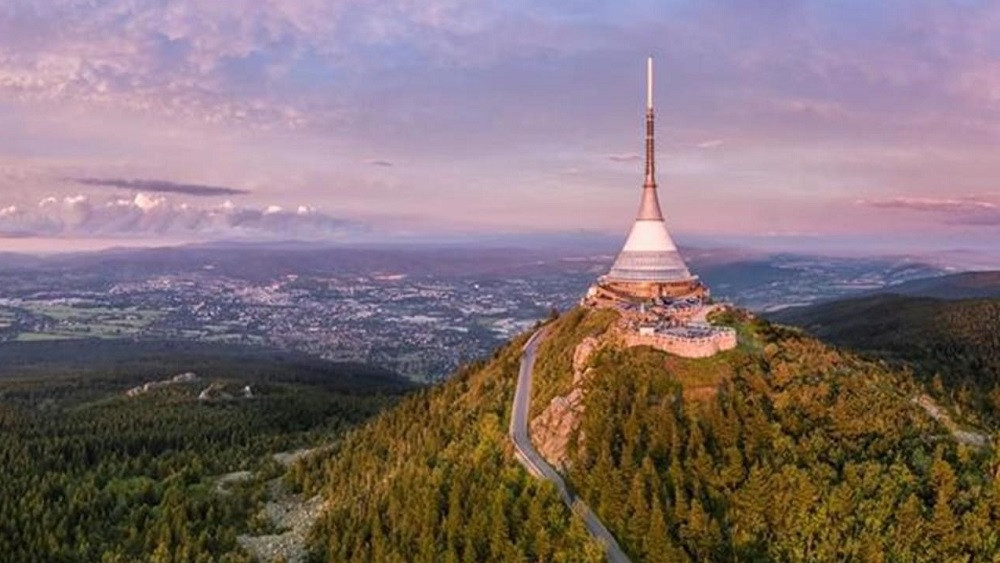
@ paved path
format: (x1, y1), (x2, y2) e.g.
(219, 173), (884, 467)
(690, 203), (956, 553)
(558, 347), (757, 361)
(509, 329), (632, 563)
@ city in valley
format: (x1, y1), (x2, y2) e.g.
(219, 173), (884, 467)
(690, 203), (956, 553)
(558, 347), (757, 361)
(0, 243), (944, 380)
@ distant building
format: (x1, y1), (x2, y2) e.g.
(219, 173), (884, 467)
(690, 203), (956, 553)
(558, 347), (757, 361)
(590, 57), (706, 303)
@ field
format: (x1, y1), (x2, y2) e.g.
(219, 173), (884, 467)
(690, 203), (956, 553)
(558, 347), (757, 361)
(17, 301), (162, 339)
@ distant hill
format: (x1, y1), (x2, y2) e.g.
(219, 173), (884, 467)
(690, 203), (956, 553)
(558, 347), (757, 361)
(871, 270), (1000, 299)
(0, 339), (411, 393)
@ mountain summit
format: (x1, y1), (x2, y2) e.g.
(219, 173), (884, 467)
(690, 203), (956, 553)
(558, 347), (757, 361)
(295, 302), (1000, 561)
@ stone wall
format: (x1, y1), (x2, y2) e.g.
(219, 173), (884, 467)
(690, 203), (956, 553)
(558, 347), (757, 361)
(623, 328), (736, 358)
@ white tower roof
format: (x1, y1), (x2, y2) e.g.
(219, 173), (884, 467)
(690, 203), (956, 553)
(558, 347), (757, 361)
(605, 57), (694, 283)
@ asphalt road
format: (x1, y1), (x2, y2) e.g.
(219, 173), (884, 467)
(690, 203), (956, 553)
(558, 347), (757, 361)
(509, 328), (632, 563)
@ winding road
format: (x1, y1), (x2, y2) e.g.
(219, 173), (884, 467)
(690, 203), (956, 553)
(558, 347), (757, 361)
(509, 328), (632, 563)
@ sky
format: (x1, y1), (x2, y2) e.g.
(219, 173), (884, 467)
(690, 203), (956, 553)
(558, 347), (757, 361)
(0, 0), (998, 255)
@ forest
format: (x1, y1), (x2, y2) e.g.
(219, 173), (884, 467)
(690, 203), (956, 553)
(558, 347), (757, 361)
(566, 311), (1000, 561)
(293, 331), (603, 562)
(771, 294), (1000, 425)
(0, 340), (411, 562)
(5, 294), (1000, 561)
(301, 302), (1000, 561)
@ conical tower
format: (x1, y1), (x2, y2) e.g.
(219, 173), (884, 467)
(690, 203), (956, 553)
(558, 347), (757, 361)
(598, 57), (704, 301)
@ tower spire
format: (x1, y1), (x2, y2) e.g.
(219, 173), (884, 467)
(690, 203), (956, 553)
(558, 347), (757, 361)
(638, 56), (663, 220)
(596, 55), (698, 300)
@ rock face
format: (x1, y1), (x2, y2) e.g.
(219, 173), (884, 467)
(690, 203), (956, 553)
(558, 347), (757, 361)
(530, 337), (600, 469)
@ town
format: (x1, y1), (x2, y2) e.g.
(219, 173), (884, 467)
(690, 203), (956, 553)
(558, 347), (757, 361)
(0, 268), (590, 381)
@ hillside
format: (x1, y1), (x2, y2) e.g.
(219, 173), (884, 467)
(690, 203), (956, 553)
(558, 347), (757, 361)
(291, 327), (604, 561)
(874, 271), (1000, 300)
(0, 341), (412, 562)
(769, 294), (1000, 425)
(299, 307), (1000, 561)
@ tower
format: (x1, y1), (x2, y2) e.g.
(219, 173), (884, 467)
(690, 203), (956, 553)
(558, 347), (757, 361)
(596, 57), (705, 302)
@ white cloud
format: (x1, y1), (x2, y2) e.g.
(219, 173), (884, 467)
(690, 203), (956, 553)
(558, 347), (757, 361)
(0, 192), (364, 239)
(607, 153), (641, 163)
(133, 193), (166, 212)
(0, 0), (609, 130)
(696, 139), (724, 149)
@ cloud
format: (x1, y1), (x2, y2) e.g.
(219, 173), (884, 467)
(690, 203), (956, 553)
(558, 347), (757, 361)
(607, 153), (641, 163)
(0, 193), (364, 240)
(73, 177), (251, 197)
(696, 139), (724, 149)
(0, 0), (615, 130)
(858, 196), (997, 213)
(857, 196), (1000, 226)
(2, 0), (1000, 242)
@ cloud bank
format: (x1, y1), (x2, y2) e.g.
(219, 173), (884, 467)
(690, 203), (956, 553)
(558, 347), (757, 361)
(74, 178), (250, 197)
(0, 193), (362, 240)
(857, 196), (1000, 227)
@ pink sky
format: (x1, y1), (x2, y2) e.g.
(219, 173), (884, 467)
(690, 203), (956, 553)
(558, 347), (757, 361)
(0, 1), (998, 253)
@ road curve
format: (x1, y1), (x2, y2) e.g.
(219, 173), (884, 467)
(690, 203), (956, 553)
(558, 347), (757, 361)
(509, 328), (632, 563)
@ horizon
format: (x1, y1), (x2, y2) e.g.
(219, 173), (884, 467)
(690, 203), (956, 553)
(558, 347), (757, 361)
(1, 1), (999, 257)
(1, 233), (998, 273)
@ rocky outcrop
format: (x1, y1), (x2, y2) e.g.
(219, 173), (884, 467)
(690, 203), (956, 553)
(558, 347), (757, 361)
(213, 470), (253, 495)
(125, 372), (198, 396)
(237, 483), (325, 563)
(572, 337), (599, 385)
(530, 337), (600, 469)
(198, 383), (254, 401)
(235, 448), (328, 562)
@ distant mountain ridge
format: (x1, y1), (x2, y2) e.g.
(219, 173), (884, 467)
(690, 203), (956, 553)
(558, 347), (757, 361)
(867, 270), (1000, 299)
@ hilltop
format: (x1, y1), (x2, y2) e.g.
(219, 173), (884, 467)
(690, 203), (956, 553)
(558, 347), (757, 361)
(294, 305), (1000, 561)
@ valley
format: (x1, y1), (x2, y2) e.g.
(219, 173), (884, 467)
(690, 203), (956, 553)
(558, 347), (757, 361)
(0, 244), (944, 381)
